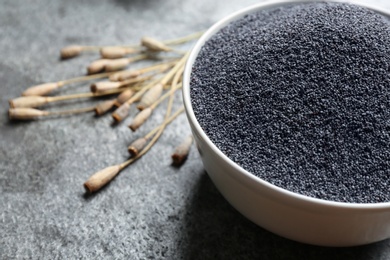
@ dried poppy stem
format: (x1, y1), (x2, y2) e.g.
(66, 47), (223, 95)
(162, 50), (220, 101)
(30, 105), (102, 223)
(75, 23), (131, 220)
(163, 31), (204, 46)
(60, 45), (94, 59)
(129, 57), (185, 131)
(111, 76), (165, 122)
(137, 52), (189, 110)
(10, 87), (135, 108)
(171, 135), (193, 166)
(112, 57), (184, 123)
(22, 71), (117, 96)
(63, 31), (203, 60)
(103, 54), (150, 72)
(9, 106), (95, 120)
(109, 60), (176, 81)
(145, 109), (184, 140)
(84, 106), (184, 193)
(90, 74), (152, 93)
(129, 83), (182, 131)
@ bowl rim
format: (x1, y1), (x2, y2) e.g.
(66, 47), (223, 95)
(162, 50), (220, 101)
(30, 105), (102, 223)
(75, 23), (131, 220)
(183, 0), (390, 209)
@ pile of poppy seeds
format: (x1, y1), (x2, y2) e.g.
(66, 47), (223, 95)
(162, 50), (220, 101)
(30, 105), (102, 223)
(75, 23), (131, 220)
(190, 2), (390, 203)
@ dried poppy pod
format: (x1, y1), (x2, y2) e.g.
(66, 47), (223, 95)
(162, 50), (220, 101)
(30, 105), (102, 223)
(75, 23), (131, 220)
(94, 99), (116, 116)
(129, 108), (152, 132)
(112, 103), (130, 122)
(9, 108), (49, 120)
(114, 89), (135, 107)
(87, 59), (111, 74)
(22, 82), (63, 96)
(109, 70), (141, 81)
(100, 47), (137, 59)
(104, 54), (149, 72)
(9, 96), (50, 108)
(83, 165), (121, 193)
(104, 58), (130, 72)
(90, 81), (122, 93)
(141, 37), (172, 52)
(128, 137), (147, 156)
(137, 83), (163, 110)
(171, 135), (193, 166)
(60, 45), (83, 59)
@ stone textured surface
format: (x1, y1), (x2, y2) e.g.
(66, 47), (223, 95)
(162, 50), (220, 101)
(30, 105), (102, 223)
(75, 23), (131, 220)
(1, 0), (390, 259)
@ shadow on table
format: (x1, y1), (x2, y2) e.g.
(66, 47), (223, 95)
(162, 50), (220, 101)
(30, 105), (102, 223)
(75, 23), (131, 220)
(180, 172), (389, 260)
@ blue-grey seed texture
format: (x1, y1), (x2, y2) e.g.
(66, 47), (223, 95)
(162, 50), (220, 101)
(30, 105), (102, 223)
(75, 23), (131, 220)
(190, 2), (390, 203)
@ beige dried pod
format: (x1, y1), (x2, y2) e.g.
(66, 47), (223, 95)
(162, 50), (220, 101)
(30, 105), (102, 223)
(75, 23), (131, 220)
(22, 82), (62, 96)
(129, 108), (152, 132)
(109, 70), (141, 81)
(141, 37), (172, 52)
(9, 108), (49, 120)
(104, 58), (130, 72)
(137, 83), (163, 110)
(127, 137), (147, 156)
(100, 47), (137, 59)
(83, 165), (121, 193)
(94, 99), (116, 116)
(90, 81), (122, 93)
(87, 59), (110, 74)
(112, 103), (130, 122)
(9, 96), (49, 108)
(60, 45), (83, 59)
(171, 135), (193, 166)
(114, 89), (135, 107)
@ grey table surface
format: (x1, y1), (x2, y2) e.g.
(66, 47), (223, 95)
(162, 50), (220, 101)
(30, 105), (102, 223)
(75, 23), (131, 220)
(2, 0), (390, 259)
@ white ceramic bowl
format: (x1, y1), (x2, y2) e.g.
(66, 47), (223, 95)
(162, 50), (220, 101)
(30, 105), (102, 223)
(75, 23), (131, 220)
(183, 0), (390, 247)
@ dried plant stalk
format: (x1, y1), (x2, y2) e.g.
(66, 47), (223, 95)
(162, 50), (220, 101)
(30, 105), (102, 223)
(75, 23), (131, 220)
(109, 60), (176, 82)
(85, 106), (184, 193)
(100, 47), (138, 59)
(111, 76), (163, 122)
(10, 87), (132, 108)
(9, 106), (96, 120)
(141, 37), (172, 52)
(129, 84), (182, 131)
(127, 137), (147, 156)
(95, 99), (116, 116)
(91, 75), (152, 93)
(22, 71), (117, 96)
(143, 106), (184, 140)
(171, 135), (193, 166)
(83, 165), (121, 193)
(129, 60), (184, 130)
(61, 31), (203, 60)
(135, 53), (188, 111)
